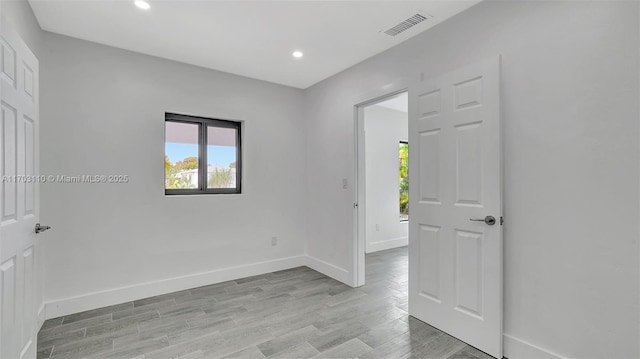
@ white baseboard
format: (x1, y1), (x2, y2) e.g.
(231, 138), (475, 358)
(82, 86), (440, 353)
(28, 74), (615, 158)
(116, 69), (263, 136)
(366, 237), (408, 253)
(305, 255), (352, 286)
(503, 334), (567, 359)
(44, 255), (306, 319)
(36, 303), (45, 330)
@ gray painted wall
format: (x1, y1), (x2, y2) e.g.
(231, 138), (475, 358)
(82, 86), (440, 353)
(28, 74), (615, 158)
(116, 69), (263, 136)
(364, 105), (408, 253)
(40, 33), (308, 314)
(1, 0), (42, 57)
(304, 1), (639, 358)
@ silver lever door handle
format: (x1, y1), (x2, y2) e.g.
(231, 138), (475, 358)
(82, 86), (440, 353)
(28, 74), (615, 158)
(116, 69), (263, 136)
(35, 223), (51, 234)
(470, 216), (496, 225)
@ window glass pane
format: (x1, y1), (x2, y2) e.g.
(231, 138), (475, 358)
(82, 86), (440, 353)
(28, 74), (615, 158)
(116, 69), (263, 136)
(165, 121), (199, 189)
(399, 142), (409, 221)
(207, 126), (237, 189)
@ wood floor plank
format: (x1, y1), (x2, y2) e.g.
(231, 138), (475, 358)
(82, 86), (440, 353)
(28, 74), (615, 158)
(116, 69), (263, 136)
(112, 299), (177, 321)
(41, 318), (64, 331)
(144, 333), (223, 359)
(61, 302), (133, 325)
(93, 335), (171, 359)
(174, 351), (204, 359)
(39, 314), (112, 341)
(257, 325), (321, 357)
(358, 306), (406, 329)
(357, 318), (410, 348)
(447, 349), (483, 359)
(401, 333), (466, 359)
(455, 345), (494, 359)
(221, 346), (266, 359)
(308, 320), (369, 353)
(38, 328), (86, 349)
(139, 311), (206, 333)
(36, 345), (53, 359)
(189, 280), (237, 296)
(158, 300), (209, 318)
(358, 332), (420, 359)
(169, 317), (236, 344)
(313, 338), (372, 359)
(133, 290), (192, 308)
(267, 341), (320, 359)
(85, 311), (158, 338)
(266, 312), (324, 338)
(49, 334), (114, 359)
(200, 325), (274, 359)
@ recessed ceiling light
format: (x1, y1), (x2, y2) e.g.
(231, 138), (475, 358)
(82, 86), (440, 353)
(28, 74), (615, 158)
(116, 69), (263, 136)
(134, 0), (150, 10)
(292, 51), (304, 59)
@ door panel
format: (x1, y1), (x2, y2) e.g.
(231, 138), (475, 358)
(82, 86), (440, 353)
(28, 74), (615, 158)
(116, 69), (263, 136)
(454, 229), (483, 317)
(2, 102), (18, 223)
(0, 16), (40, 359)
(1, 38), (17, 85)
(418, 225), (440, 302)
(24, 117), (35, 216)
(409, 56), (501, 358)
(455, 122), (483, 206)
(418, 130), (440, 203)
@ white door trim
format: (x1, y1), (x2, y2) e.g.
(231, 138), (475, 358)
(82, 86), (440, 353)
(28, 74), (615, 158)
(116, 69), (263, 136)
(353, 86), (408, 287)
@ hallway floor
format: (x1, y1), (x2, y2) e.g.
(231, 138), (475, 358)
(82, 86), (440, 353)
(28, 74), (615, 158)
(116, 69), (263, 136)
(38, 247), (492, 359)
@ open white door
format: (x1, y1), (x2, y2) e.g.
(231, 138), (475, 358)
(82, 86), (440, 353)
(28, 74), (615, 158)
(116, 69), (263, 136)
(0, 17), (41, 359)
(408, 56), (502, 358)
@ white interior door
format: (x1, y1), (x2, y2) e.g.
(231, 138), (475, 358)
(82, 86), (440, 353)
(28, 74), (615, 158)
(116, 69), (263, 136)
(0, 17), (41, 359)
(408, 56), (502, 358)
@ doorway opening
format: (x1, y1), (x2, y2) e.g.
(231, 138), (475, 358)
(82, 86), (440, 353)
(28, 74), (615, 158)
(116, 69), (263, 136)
(354, 91), (408, 286)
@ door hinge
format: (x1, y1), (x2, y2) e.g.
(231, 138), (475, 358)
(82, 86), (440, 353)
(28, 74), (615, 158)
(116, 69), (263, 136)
(500, 216), (504, 226)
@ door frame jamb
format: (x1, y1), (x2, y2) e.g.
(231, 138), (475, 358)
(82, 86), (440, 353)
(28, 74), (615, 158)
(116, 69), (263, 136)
(353, 88), (408, 287)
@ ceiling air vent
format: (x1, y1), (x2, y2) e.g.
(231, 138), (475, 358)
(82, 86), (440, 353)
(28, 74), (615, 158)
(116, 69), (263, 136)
(383, 13), (428, 37)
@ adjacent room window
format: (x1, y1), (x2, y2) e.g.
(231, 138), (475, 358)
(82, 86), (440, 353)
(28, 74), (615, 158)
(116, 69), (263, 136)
(165, 113), (241, 195)
(399, 141), (409, 221)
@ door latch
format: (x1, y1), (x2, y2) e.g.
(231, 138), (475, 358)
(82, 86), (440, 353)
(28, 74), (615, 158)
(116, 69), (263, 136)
(469, 216), (496, 226)
(35, 223), (51, 234)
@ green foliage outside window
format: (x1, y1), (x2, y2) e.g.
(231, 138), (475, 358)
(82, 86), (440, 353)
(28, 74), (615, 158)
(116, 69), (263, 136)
(399, 142), (409, 220)
(165, 156), (199, 189)
(166, 156), (234, 189)
(208, 168), (233, 188)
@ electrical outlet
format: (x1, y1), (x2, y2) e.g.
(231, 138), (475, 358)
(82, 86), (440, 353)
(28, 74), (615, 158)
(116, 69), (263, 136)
(271, 237), (278, 246)
(375, 224), (380, 231)
(342, 178), (348, 189)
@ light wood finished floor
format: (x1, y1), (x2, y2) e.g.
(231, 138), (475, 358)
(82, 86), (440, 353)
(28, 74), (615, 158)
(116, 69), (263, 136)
(37, 247), (492, 359)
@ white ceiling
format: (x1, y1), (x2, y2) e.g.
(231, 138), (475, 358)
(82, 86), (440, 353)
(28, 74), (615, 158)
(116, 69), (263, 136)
(29, 0), (479, 89)
(375, 92), (408, 113)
